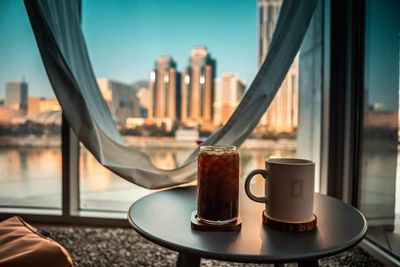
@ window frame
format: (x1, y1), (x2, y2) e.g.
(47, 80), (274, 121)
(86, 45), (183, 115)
(0, 116), (129, 227)
(321, 0), (365, 204)
(1, 3), (399, 265)
(0, 0), (129, 227)
(324, 0), (400, 265)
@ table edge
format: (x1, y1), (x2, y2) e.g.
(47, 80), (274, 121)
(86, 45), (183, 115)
(127, 186), (368, 263)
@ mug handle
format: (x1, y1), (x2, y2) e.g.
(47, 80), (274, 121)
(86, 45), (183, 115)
(244, 169), (268, 203)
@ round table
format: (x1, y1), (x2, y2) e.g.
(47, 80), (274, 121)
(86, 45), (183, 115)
(128, 186), (367, 267)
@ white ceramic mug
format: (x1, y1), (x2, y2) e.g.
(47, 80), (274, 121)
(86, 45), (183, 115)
(244, 158), (315, 223)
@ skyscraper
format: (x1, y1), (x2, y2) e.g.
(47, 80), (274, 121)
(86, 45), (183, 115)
(97, 78), (139, 127)
(258, 0), (298, 133)
(213, 74), (245, 126)
(5, 81), (28, 113)
(181, 47), (216, 129)
(148, 56), (181, 121)
(132, 80), (149, 118)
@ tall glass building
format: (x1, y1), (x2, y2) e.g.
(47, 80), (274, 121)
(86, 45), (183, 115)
(258, 0), (298, 134)
(5, 81), (28, 114)
(181, 47), (216, 130)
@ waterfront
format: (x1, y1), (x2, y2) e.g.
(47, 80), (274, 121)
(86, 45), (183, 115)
(0, 136), (296, 212)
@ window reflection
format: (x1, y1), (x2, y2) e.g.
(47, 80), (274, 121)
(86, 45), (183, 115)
(79, 138), (296, 212)
(359, 0), (400, 257)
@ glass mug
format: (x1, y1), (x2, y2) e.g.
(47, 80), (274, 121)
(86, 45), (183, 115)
(197, 146), (239, 225)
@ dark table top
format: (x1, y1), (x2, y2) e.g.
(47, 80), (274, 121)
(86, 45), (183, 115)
(128, 186), (367, 263)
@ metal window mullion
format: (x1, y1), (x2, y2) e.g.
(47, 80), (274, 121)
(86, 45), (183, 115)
(320, 0), (331, 195)
(61, 0), (82, 219)
(322, 0), (365, 202)
(62, 114), (80, 218)
(347, 0), (365, 208)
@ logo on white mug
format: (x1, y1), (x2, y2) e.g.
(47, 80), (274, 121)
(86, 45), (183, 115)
(290, 179), (303, 198)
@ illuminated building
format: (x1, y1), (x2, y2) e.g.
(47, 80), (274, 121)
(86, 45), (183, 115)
(258, 0), (298, 133)
(28, 97), (61, 115)
(213, 74), (245, 126)
(5, 81), (28, 114)
(181, 46), (216, 129)
(148, 56), (181, 121)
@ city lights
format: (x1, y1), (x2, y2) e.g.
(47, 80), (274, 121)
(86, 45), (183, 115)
(199, 75), (205, 85)
(163, 74), (170, 83)
(150, 71), (156, 81)
(184, 75), (190, 84)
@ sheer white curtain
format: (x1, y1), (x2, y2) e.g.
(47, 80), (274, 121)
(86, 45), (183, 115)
(24, 0), (317, 189)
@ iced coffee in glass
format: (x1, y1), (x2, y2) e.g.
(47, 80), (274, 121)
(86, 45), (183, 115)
(197, 146), (239, 225)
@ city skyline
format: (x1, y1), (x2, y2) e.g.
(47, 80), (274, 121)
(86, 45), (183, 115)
(1, 0), (398, 114)
(0, 0), (298, 134)
(0, 0), (257, 98)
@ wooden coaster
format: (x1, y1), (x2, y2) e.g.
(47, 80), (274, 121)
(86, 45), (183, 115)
(191, 211), (242, 231)
(262, 210), (317, 232)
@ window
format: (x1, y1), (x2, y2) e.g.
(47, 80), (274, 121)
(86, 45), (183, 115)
(0, 0), (323, 220)
(78, 0), (323, 213)
(0, 1), (62, 211)
(359, 0), (400, 259)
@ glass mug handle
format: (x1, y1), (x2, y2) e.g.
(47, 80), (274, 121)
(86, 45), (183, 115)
(244, 169), (268, 203)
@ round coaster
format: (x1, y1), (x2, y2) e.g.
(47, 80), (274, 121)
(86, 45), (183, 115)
(191, 211), (242, 231)
(262, 210), (317, 232)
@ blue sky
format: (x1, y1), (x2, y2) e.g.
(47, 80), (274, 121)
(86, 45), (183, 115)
(0, 0), (257, 98)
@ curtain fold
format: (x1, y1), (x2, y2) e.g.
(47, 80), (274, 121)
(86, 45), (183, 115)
(24, 0), (317, 189)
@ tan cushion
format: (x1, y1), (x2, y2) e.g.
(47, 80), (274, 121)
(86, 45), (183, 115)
(0, 216), (73, 267)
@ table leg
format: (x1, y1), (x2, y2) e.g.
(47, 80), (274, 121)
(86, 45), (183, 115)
(176, 252), (201, 267)
(297, 258), (319, 267)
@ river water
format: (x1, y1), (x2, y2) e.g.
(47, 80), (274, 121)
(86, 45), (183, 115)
(0, 137), (296, 213)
